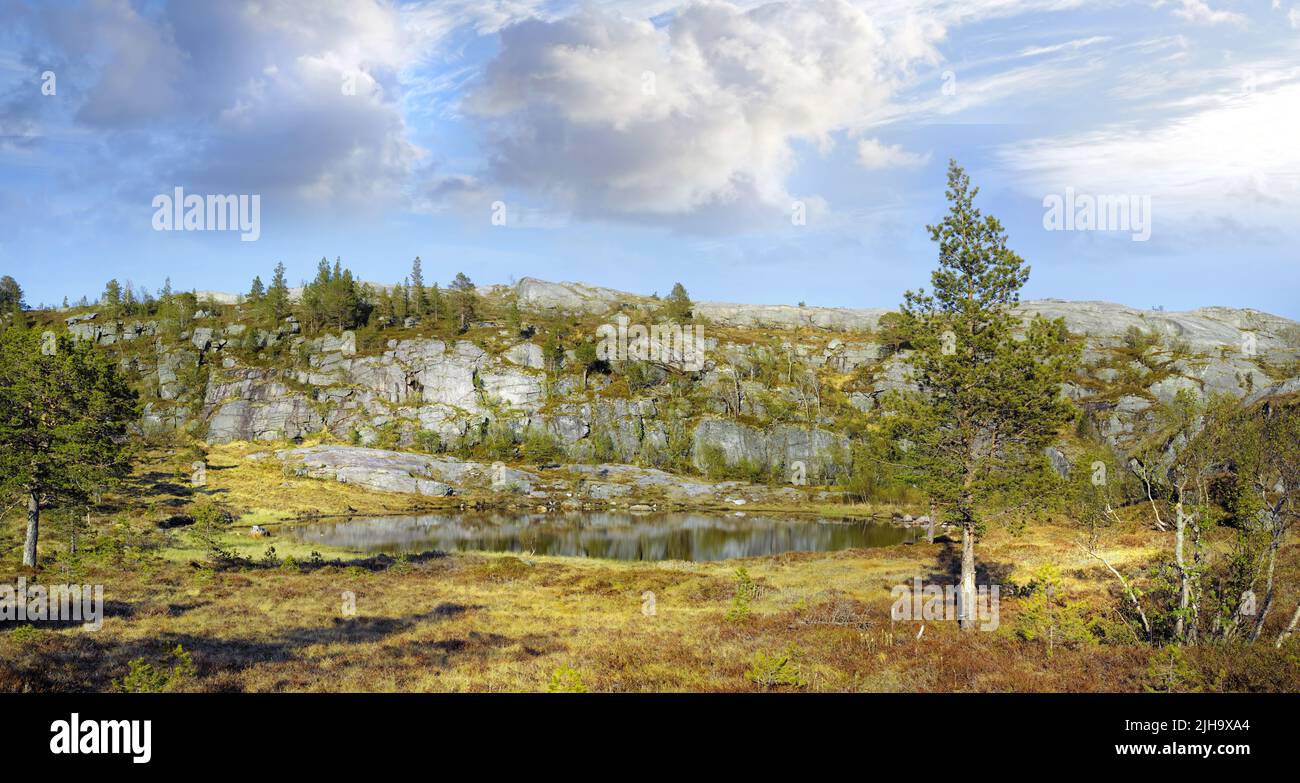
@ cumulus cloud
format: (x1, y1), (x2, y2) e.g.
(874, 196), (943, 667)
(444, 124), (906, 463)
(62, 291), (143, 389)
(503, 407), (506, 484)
(856, 138), (930, 169)
(12, 0), (422, 209)
(459, 0), (943, 226)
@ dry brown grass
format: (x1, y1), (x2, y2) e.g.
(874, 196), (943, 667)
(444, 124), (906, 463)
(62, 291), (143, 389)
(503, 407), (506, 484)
(3, 511), (1298, 692)
(3, 444), (1297, 693)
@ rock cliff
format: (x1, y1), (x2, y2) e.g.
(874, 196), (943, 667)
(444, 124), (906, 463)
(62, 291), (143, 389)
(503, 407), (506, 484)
(55, 277), (1300, 490)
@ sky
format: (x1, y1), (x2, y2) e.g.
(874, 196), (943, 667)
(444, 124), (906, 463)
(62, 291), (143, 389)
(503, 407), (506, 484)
(1, 0), (1298, 316)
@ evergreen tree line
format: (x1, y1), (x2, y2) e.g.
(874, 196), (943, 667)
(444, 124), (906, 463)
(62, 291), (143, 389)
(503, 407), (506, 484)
(65, 257), (485, 336)
(241, 256), (482, 334)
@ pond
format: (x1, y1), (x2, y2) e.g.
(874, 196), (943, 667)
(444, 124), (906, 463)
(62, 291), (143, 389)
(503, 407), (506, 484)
(283, 510), (921, 562)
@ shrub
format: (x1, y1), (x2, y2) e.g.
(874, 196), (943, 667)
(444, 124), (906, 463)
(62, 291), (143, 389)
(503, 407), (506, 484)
(373, 422), (401, 450)
(1144, 645), (1207, 693)
(481, 420), (516, 461)
(189, 499), (233, 562)
(115, 645), (196, 693)
(726, 567), (759, 622)
(413, 429), (443, 454)
(588, 424), (619, 463)
(745, 645), (806, 689)
(521, 426), (565, 463)
(8, 625), (42, 646)
(546, 665), (588, 693)
(699, 444), (730, 480)
(1013, 563), (1098, 656)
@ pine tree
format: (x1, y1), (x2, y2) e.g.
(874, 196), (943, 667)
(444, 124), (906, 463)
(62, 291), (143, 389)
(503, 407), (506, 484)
(300, 257), (364, 331)
(0, 329), (137, 566)
(410, 257), (426, 317)
(664, 282), (693, 322)
(449, 272), (477, 333)
(884, 160), (1078, 631)
(376, 286), (396, 326)
(428, 282), (442, 322)
(247, 275), (265, 305)
(264, 262), (290, 322)
(0, 276), (24, 315)
(101, 279), (123, 316)
(394, 280), (409, 322)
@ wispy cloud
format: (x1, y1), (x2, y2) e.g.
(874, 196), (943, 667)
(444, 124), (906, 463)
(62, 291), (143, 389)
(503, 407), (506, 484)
(1167, 0), (1247, 26)
(999, 78), (1300, 236)
(857, 138), (931, 169)
(1020, 35), (1111, 57)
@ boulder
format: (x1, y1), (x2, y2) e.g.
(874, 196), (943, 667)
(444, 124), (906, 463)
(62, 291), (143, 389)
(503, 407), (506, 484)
(274, 445), (540, 496)
(504, 341), (546, 369)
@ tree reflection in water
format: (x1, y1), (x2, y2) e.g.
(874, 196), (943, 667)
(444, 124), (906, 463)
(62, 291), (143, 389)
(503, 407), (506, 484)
(285, 511), (920, 562)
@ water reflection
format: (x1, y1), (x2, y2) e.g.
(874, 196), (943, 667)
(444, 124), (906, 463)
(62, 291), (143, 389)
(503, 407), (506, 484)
(284, 511), (919, 562)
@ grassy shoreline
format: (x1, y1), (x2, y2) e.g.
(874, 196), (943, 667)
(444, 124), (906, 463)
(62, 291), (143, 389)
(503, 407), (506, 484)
(2, 444), (1298, 693)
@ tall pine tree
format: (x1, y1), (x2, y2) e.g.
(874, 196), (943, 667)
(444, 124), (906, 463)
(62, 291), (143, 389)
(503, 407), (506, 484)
(885, 160), (1078, 630)
(410, 256), (426, 317)
(264, 262), (290, 322)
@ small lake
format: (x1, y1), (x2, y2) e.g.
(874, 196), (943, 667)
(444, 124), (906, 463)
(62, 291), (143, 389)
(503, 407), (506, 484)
(284, 511), (920, 562)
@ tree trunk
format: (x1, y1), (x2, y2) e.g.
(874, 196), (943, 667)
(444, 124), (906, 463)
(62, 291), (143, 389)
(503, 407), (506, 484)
(22, 491), (39, 567)
(1077, 540), (1152, 641)
(1188, 513), (1202, 645)
(927, 501), (936, 544)
(1249, 520), (1283, 644)
(1174, 503), (1188, 643)
(959, 522), (977, 632)
(1277, 599), (1300, 649)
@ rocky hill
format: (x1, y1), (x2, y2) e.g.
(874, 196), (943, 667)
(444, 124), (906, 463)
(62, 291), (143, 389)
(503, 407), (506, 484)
(41, 278), (1300, 499)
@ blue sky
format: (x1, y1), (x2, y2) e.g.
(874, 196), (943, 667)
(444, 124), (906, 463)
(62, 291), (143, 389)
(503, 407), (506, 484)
(1, 0), (1298, 315)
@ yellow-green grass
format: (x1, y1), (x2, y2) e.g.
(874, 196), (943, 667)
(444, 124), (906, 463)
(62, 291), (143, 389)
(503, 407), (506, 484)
(4, 504), (1298, 693)
(3, 445), (1298, 693)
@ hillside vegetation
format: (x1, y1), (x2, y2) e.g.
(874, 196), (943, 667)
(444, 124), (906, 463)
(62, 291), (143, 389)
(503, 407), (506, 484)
(3, 169), (1299, 692)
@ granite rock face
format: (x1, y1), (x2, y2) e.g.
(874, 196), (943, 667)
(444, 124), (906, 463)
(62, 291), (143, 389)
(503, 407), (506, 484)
(691, 419), (849, 480)
(566, 463), (719, 500)
(60, 277), (1300, 474)
(274, 445), (538, 496)
(273, 445), (811, 503)
(198, 336), (549, 443)
(513, 278), (632, 314)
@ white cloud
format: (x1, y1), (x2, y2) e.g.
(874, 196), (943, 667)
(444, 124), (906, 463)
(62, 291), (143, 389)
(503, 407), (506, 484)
(1019, 35), (1111, 57)
(1169, 0), (1247, 26)
(19, 0), (423, 209)
(857, 138), (931, 169)
(1290, 5), (1300, 28)
(998, 80), (1300, 236)
(460, 0), (944, 225)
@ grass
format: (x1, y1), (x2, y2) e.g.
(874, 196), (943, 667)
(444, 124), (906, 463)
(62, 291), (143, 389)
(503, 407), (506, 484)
(4, 487), (1298, 692)
(13, 285), (1297, 693)
(4, 436), (1296, 693)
